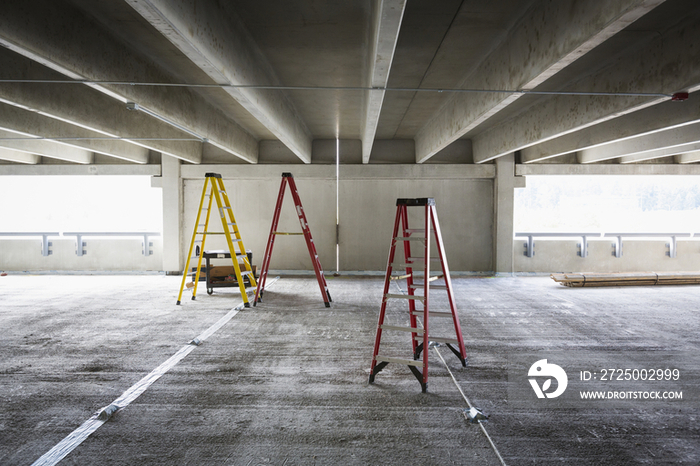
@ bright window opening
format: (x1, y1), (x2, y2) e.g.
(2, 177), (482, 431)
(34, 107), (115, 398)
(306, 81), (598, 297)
(515, 175), (700, 233)
(0, 176), (162, 233)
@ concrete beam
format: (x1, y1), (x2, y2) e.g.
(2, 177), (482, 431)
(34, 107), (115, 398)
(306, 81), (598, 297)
(415, 0), (664, 164)
(0, 101), (149, 163)
(579, 122), (700, 163)
(515, 164), (700, 176)
(0, 129), (93, 164)
(127, 0), (312, 163)
(620, 143), (700, 163)
(0, 147), (39, 164)
(0, 164), (161, 176)
(0, 50), (202, 163)
(676, 151), (700, 164)
(521, 97), (700, 163)
(362, 0), (406, 164)
(0, 0), (257, 164)
(182, 163), (494, 180)
(474, 10), (700, 164)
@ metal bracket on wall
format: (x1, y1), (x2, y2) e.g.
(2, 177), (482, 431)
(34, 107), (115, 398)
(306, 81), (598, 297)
(524, 235), (535, 257)
(666, 236), (678, 259)
(577, 235), (589, 258)
(41, 234), (53, 256)
(611, 235), (623, 258)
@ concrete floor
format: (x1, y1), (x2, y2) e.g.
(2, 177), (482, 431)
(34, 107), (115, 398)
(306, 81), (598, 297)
(0, 274), (698, 465)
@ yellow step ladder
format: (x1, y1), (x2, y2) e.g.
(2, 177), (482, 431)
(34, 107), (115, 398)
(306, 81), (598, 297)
(176, 173), (256, 306)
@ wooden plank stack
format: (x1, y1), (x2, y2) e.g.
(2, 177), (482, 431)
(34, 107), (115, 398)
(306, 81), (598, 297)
(551, 272), (700, 287)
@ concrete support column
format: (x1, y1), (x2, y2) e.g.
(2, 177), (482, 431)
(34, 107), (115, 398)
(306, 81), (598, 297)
(161, 155), (183, 274)
(494, 154), (524, 275)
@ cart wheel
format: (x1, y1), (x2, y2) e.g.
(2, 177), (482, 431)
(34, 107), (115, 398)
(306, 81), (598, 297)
(207, 288), (213, 295)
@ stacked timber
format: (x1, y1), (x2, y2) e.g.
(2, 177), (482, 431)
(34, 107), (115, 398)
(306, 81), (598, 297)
(550, 272), (700, 287)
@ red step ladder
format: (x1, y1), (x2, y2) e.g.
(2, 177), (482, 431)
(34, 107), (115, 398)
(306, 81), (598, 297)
(254, 173), (332, 307)
(369, 198), (467, 392)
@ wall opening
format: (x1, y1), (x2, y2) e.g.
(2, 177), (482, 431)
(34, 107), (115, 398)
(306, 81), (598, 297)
(515, 175), (700, 233)
(0, 175), (162, 233)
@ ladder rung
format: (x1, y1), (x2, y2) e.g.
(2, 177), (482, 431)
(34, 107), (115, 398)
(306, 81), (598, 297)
(411, 310), (453, 318)
(391, 263), (427, 269)
(414, 336), (459, 345)
(239, 271), (253, 276)
(375, 355), (423, 367)
(384, 293), (425, 301)
(273, 231), (304, 235)
(380, 325), (425, 334)
(227, 223), (236, 226)
(390, 273), (412, 281)
(395, 236), (425, 241)
(405, 229), (434, 233)
(405, 257), (440, 262)
(408, 284), (447, 290)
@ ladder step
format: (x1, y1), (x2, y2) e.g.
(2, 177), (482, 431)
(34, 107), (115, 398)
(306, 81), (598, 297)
(375, 355), (423, 367)
(380, 325), (425, 334)
(409, 284), (447, 290)
(395, 236), (425, 242)
(384, 293), (425, 301)
(405, 229), (434, 234)
(405, 257), (440, 262)
(391, 263), (428, 269)
(273, 231), (304, 235)
(414, 336), (459, 345)
(411, 311), (453, 318)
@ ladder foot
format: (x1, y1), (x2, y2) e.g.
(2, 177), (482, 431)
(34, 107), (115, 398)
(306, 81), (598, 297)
(244, 302), (250, 308)
(369, 361), (389, 383)
(176, 300), (181, 305)
(445, 343), (467, 366)
(191, 296), (196, 301)
(326, 291), (333, 302)
(324, 302), (330, 308)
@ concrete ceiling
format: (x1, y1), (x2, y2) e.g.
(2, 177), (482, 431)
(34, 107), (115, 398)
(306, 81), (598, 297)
(0, 0), (699, 166)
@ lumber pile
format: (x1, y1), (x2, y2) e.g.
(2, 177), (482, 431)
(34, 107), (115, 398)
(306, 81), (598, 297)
(551, 272), (700, 287)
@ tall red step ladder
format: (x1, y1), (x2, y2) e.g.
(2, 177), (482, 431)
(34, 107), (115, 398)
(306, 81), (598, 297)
(369, 198), (467, 392)
(254, 172), (332, 307)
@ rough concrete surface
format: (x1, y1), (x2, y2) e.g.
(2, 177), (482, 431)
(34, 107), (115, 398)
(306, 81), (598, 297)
(0, 274), (698, 465)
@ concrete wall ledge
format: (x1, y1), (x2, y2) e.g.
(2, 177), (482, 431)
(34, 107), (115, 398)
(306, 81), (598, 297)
(0, 238), (163, 271)
(514, 238), (700, 273)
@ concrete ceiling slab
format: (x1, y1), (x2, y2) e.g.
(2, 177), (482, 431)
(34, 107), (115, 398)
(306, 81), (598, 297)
(1, 0), (700, 166)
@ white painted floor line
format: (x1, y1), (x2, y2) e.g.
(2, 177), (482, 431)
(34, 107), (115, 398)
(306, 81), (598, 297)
(391, 281), (508, 466)
(433, 347), (508, 466)
(30, 278), (280, 466)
